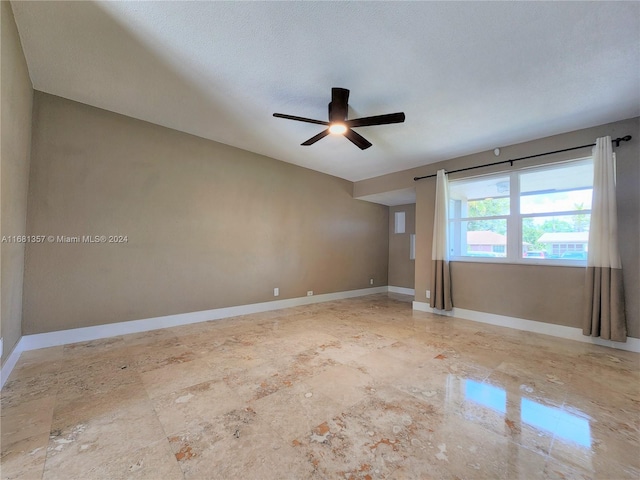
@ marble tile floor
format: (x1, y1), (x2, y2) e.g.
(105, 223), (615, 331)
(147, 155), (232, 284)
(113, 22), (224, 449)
(1, 293), (639, 480)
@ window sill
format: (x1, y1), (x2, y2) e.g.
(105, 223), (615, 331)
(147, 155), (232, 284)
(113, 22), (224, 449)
(450, 258), (587, 268)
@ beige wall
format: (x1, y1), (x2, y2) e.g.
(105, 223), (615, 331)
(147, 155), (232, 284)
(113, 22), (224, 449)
(1, 1), (33, 362)
(22, 92), (389, 334)
(388, 204), (415, 289)
(357, 117), (640, 338)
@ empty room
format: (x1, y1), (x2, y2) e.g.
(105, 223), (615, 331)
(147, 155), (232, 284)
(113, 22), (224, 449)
(1, 1), (639, 479)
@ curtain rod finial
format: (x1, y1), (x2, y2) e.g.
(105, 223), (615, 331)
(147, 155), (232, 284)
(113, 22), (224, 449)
(613, 135), (632, 147)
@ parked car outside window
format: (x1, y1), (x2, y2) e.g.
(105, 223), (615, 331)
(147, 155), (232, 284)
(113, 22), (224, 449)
(560, 251), (588, 260)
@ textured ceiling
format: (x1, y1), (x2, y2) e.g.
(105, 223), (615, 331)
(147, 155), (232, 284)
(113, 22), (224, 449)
(11, 1), (640, 182)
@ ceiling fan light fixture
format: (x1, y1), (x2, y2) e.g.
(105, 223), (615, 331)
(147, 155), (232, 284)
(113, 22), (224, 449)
(328, 123), (347, 135)
(273, 88), (405, 149)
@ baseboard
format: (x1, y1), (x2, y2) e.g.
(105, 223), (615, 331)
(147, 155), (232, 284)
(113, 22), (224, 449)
(412, 301), (640, 353)
(388, 286), (415, 296)
(1, 337), (25, 389)
(5, 288), (635, 389)
(1, 286), (388, 389)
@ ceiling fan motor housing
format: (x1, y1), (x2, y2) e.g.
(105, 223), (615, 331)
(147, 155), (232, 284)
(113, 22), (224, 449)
(273, 87), (404, 150)
(329, 87), (349, 123)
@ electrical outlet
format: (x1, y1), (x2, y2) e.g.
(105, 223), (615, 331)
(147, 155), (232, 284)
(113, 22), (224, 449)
(426, 290), (431, 299)
(274, 287), (279, 297)
(370, 278), (374, 285)
(307, 291), (313, 296)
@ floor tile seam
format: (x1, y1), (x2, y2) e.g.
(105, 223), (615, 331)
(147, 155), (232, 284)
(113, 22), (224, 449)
(27, 393), (59, 448)
(138, 353), (212, 376)
(51, 370), (146, 407)
(0, 391), (57, 414)
(0, 367), (63, 396)
(492, 369), (573, 392)
(149, 387), (188, 442)
(40, 431), (76, 480)
(4, 357), (66, 376)
(80, 374), (174, 426)
(504, 428), (555, 456)
(288, 362), (349, 385)
(164, 408), (293, 458)
(51, 397), (169, 440)
(545, 444), (599, 476)
(371, 350), (434, 372)
(239, 373), (324, 404)
(201, 361), (261, 382)
(448, 411), (541, 449)
(60, 339), (130, 358)
(321, 349), (372, 364)
(546, 435), (563, 467)
(3, 444), (48, 480)
(0, 408), (56, 443)
(56, 351), (141, 376)
(326, 385), (375, 414)
(250, 409), (336, 446)
(0, 428), (52, 459)
(543, 458), (599, 479)
(158, 413), (212, 442)
(153, 392), (248, 439)
(85, 436), (184, 479)
(50, 394), (162, 438)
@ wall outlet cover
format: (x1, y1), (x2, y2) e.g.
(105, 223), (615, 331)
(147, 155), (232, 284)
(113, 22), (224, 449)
(274, 288), (279, 297)
(426, 290), (431, 299)
(307, 291), (313, 296)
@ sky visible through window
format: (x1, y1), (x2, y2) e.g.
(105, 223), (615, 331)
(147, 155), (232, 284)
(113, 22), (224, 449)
(520, 189), (592, 219)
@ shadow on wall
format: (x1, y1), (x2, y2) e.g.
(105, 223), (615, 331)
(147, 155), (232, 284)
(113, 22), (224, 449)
(19, 2), (391, 336)
(15, 1), (281, 156)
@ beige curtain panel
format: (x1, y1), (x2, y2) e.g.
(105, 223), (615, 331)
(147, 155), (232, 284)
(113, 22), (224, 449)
(431, 169), (452, 311)
(583, 136), (627, 342)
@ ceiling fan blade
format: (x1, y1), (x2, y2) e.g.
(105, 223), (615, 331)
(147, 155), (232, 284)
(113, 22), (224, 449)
(344, 129), (372, 150)
(346, 112), (405, 128)
(329, 88), (349, 123)
(301, 129), (330, 146)
(273, 113), (328, 126)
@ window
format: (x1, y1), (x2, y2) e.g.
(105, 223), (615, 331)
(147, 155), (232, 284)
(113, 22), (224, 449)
(449, 158), (592, 264)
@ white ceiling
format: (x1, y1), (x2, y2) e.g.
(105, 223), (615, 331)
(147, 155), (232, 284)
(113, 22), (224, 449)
(11, 1), (640, 183)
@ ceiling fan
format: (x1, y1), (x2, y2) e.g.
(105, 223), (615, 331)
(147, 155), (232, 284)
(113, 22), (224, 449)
(273, 88), (405, 150)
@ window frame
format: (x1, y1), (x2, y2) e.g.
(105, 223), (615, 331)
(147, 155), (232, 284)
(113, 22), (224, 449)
(448, 157), (592, 267)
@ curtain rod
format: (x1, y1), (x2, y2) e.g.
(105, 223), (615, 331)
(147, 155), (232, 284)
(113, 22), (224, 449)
(413, 135), (632, 182)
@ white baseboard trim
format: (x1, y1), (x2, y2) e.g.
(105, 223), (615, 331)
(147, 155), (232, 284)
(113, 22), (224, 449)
(412, 301), (640, 353)
(388, 286), (415, 296)
(1, 337), (25, 389)
(5, 287), (634, 388)
(21, 286), (388, 352)
(1, 286), (388, 389)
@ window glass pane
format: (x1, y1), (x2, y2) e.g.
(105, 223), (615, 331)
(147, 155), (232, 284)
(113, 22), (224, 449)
(522, 214), (590, 259)
(450, 175), (510, 219)
(450, 219), (507, 257)
(467, 197), (510, 218)
(520, 160), (593, 214)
